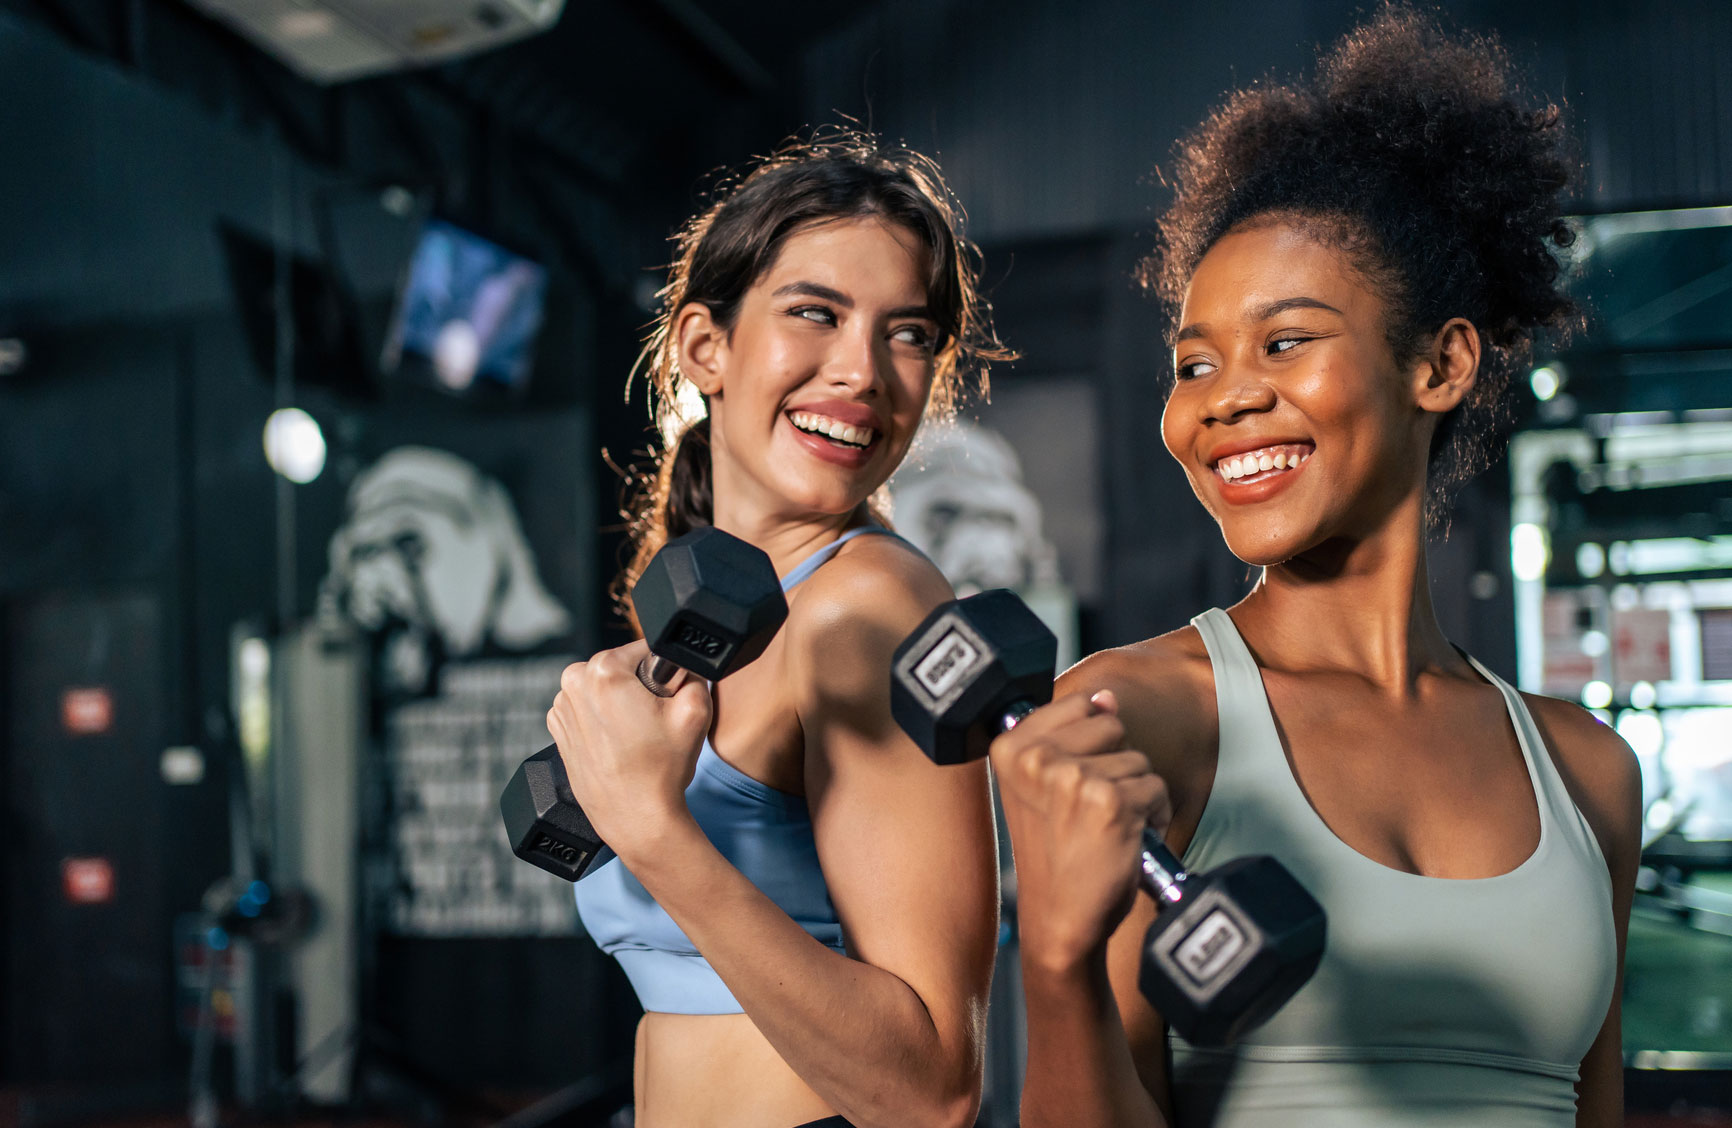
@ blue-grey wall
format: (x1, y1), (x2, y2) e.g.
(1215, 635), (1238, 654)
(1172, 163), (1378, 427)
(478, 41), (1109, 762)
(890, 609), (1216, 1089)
(802, 0), (1732, 245)
(0, 10), (628, 1093)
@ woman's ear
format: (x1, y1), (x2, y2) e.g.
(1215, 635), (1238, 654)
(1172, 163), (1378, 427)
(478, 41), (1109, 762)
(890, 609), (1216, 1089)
(675, 302), (728, 396)
(1412, 317), (1480, 416)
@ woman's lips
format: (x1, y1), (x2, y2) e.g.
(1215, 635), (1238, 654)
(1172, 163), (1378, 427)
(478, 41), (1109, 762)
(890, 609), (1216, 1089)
(1213, 447), (1312, 503)
(785, 413), (879, 469)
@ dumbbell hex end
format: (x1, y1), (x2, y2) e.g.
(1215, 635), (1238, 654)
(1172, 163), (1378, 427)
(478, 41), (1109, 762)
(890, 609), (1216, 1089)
(1138, 854), (1327, 1046)
(500, 745), (604, 882)
(890, 589), (1057, 765)
(634, 527), (788, 682)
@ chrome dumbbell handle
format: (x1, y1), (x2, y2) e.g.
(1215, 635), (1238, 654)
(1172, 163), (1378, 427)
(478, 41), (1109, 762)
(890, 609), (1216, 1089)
(1141, 828), (1190, 907)
(635, 654), (684, 697)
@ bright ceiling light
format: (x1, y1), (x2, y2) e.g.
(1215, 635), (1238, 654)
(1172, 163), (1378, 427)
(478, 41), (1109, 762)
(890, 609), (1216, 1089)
(1530, 365), (1563, 401)
(263, 407), (327, 484)
(1511, 523), (1549, 582)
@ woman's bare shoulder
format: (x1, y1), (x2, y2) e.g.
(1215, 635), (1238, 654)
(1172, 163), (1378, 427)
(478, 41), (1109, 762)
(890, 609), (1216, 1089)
(1521, 692), (1643, 872)
(1058, 626), (1214, 710)
(780, 533), (953, 714)
(1057, 626), (1220, 804)
(784, 532), (951, 635)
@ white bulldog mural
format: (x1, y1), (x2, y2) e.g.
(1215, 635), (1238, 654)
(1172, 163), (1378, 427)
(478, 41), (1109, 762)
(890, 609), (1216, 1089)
(319, 446), (571, 695)
(889, 421), (1062, 593)
(889, 420), (1078, 670)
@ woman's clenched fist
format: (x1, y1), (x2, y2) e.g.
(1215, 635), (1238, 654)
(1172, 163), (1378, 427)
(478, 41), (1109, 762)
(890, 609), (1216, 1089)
(991, 690), (1171, 972)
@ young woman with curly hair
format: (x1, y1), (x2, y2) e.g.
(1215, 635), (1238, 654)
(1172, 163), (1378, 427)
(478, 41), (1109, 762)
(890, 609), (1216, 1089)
(991, 9), (1638, 1127)
(545, 132), (1009, 1128)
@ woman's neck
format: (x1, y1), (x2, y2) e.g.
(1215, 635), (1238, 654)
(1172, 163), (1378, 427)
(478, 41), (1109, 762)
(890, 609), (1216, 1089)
(1231, 492), (1463, 694)
(708, 493), (869, 580)
(702, 409), (875, 577)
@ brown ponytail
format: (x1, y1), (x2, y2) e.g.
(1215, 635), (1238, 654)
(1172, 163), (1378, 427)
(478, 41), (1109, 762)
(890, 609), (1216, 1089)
(612, 128), (1010, 630)
(663, 416), (714, 541)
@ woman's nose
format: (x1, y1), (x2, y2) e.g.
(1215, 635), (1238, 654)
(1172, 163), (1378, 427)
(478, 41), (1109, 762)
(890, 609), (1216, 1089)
(824, 324), (884, 395)
(1200, 362), (1276, 423)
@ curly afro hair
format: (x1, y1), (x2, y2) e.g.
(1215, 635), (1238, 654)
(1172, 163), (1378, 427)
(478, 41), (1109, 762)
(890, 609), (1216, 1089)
(1143, 3), (1580, 523)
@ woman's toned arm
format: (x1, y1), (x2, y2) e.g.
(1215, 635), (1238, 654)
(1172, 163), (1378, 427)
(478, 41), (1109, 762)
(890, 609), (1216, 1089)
(556, 540), (997, 1128)
(1525, 696), (1642, 1128)
(780, 541), (1002, 1127)
(996, 640), (1219, 1128)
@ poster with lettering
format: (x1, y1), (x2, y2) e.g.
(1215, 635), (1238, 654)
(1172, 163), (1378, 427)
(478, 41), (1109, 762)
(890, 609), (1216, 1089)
(321, 446), (581, 936)
(380, 656), (577, 934)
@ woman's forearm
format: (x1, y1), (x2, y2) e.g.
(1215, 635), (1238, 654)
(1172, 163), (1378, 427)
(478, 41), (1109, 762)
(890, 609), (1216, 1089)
(1020, 956), (1167, 1128)
(626, 816), (980, 1128)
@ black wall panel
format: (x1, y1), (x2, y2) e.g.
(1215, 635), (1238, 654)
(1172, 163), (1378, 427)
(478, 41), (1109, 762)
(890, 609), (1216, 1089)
(3, 590), (170, 1082)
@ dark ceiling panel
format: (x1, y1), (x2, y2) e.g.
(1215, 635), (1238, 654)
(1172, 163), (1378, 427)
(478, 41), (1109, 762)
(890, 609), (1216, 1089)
(1, 0), (880, 208)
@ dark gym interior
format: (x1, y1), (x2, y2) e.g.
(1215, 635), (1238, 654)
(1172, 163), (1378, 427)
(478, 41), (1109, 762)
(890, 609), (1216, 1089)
(1, 1), (1729, 1125)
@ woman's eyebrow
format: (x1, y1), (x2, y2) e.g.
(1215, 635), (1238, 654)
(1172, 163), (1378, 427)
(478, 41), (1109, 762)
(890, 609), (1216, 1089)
(772, 281), (852, 306)
(1176, 295), (1343, 344)
(1252, 296), (1344, 319)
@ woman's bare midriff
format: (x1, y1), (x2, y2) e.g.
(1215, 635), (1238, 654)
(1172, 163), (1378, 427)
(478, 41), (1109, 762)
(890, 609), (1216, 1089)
(634, 1011), (838, 1128)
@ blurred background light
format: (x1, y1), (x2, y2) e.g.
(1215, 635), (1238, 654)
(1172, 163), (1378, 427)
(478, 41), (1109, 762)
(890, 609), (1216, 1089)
(1511, 522), (1549, 581)
(659, 379), (710, 448)
(1609, 541), (1632, 575)
(1616, 709), (1666, 759)
(0, 337), (26, 378)
(1530, 364), (1563, 400)
(1647, 797), (1677, 832)
(262, 407), (326, 484)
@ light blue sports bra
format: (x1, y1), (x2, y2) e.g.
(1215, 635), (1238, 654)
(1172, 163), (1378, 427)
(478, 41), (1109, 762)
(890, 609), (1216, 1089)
(574, 525), (899, 1015)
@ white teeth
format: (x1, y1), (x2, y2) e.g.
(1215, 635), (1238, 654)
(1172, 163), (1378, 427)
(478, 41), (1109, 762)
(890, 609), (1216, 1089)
(1215, 445), (1311, 481)
(791, 411), (875, 449)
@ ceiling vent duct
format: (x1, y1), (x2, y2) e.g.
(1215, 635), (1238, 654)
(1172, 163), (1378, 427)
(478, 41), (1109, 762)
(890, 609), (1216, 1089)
(183, 0), (567, 84)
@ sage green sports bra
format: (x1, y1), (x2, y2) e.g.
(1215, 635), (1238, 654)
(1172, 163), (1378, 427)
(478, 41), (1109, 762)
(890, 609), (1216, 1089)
(1169, 608), (1617, 1128)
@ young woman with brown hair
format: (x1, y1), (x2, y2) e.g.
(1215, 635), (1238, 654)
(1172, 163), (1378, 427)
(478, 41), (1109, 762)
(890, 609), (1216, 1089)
(544, 132), (1009, 1128)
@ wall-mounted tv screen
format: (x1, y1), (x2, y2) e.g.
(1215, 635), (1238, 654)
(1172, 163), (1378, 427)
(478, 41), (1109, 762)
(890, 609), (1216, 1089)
(383, 220), (548, 400)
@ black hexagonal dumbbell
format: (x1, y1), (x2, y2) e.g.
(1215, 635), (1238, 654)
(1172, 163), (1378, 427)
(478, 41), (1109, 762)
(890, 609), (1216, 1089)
(890, 589), (1327, 1046)
(499, 527), (788, 881)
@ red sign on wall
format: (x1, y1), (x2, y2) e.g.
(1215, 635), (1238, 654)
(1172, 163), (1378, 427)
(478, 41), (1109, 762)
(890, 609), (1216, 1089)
(62, 857), (116, 904)
(60, 687), (113, 735)
(1614, 607), (1672, 689)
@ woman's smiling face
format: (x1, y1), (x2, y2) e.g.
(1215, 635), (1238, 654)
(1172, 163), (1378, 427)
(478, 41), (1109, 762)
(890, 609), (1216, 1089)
(682, 215), (941, 522)
(1161, 219), (1449, 566)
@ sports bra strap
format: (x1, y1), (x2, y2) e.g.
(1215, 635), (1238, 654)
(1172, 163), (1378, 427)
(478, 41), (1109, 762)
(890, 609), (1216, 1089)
(778, 524), (899, 592)
(1190, 607), (1285, 772)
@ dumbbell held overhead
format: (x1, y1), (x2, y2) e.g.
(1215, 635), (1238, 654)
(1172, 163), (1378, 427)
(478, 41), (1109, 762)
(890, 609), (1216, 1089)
(890, 590), (1327, 1046)
(499, 527), (788, 881)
